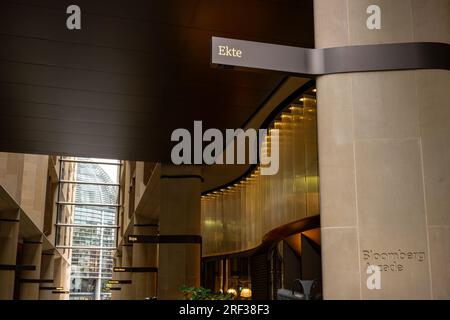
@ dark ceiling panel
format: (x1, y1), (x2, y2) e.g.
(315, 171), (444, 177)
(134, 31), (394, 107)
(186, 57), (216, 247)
(0, 0), (314, 162)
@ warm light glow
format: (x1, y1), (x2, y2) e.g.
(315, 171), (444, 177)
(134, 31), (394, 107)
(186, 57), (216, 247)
(240, 288), (252, 298)
(200, 86), (319, 257)
(227, 288), (237, 296)
(289, 106), (302, 112)
(312, 88), (317, 93)
(269, 128), (278, 135)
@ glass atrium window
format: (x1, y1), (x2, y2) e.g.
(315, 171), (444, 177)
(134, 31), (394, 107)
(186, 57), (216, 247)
(56, 157), (121, 300)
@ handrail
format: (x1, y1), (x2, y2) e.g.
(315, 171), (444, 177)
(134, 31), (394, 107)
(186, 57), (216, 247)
(202, 214), (320, 260)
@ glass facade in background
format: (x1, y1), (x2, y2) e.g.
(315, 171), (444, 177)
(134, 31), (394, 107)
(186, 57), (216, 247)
(201, 86), (319, 256)
(57, 158), (120, 300)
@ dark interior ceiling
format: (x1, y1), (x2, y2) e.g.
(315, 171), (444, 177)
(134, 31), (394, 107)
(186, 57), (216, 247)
(0, 0), (314, 162)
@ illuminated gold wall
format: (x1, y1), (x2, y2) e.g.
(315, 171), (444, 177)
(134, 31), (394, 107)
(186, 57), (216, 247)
(201, 87), (319, 256)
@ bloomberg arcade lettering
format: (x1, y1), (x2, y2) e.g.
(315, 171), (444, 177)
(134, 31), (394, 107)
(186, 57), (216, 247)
(218, 45), (243, 58)
(362, 249), (426, 272)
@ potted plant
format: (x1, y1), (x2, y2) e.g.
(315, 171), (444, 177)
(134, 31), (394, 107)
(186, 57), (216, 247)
(180, 286), (233, 300)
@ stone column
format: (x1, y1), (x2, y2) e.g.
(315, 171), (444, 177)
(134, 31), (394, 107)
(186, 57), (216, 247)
(132, 219), (158, 300)
(120, 245), (134, 300)
(111, 255), (121, 300)
(19, 237), (43, 300)
(314, 0), (450, 299)
(0, 211), (20, 300)
(52, 257), (63, 300)
(39, 252), (55, 300)
(157, 165), (202, 300)
(53, 257), (70, 300)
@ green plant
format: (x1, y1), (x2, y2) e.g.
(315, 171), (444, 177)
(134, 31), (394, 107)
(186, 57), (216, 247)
(180, 286), (233, 300)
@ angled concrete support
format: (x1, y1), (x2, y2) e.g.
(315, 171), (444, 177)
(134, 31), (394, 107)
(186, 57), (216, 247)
(0, 210), (20, 300)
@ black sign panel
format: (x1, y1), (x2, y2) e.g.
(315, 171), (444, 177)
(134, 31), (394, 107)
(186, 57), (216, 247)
(211, 36), (314, 74)
(39, 286), (64, 291)
(127, 235), (201, 244)
(211, 36), (450, 75)
(108, 280), (132, 285)
(113, 267), (158, 273)
(108, 287), (121, 291)
(20, 279), (53, 284)
(52, 290), (69, 294)
(0, 264), (36, 271)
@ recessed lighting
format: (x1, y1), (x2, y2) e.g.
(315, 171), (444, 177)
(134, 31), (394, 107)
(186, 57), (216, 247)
(240, 288), (252, 298)
(227, 288), (237, 296)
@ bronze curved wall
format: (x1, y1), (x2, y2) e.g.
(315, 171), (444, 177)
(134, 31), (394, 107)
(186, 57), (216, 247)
(201, 86), (319, 256)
